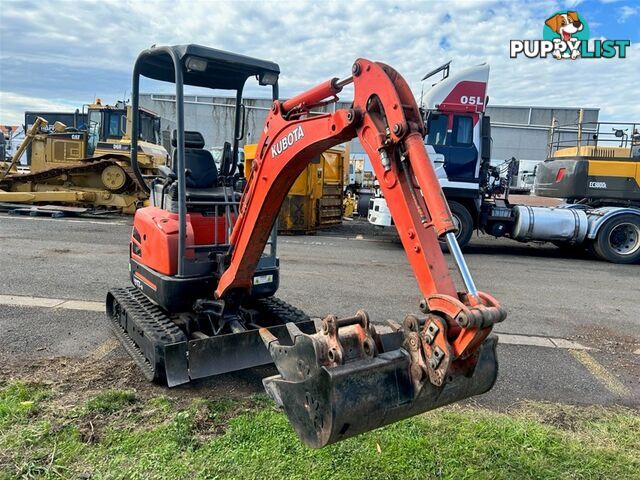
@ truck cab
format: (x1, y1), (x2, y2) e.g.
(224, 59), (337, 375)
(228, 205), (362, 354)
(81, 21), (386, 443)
(369, 62), (491, 247)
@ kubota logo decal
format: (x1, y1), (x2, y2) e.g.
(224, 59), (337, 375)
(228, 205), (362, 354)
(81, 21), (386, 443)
(272, 126), (305, 157)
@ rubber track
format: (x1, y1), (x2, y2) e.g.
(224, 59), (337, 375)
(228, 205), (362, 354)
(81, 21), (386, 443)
(107, 298), (156, 381)
(107, 287), (187, 382)
(251, 296), (311, 325)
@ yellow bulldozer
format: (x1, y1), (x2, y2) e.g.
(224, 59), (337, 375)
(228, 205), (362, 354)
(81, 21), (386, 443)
(0, 100), (168, 214)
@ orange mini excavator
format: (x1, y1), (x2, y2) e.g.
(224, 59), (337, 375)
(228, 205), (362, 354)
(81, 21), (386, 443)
(107, 44), (506, 448)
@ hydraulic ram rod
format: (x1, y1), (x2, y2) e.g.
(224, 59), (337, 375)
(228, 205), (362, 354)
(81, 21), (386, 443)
(445, 232), (479, 298)
(281, 76), (353, 113)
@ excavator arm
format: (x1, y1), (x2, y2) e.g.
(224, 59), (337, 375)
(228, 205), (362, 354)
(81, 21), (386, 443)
(216, 59), (506, 448)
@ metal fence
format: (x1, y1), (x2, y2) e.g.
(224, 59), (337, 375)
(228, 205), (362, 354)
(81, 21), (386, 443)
(548, 121), (640, 160)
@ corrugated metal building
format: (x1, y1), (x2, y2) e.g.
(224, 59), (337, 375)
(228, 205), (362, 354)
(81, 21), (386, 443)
(140, 94), (598, 179)
(487, 105), (599, 163)
(139, 94), (354, 153)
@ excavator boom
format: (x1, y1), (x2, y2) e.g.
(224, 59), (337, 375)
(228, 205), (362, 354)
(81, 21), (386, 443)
(217, 59), (506, 448)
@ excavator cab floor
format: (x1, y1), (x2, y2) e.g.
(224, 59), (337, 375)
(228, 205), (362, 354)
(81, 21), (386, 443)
(261, 320), (498, 448)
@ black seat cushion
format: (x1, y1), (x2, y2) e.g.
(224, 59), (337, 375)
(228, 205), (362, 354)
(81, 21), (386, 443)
(171, 130), (206, 149)
(185, 186), (241, 202)
(170, 149), (218, 188)
(169, 130), (218, 188)
(184, 149), (218, 188)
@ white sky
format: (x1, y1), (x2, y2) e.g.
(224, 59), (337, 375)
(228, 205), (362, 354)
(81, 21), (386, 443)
(1, 0), (638, 126)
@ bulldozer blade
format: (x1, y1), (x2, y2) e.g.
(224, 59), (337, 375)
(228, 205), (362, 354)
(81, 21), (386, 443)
(262, 326), (498, 448)
(108, 287), (319, 387)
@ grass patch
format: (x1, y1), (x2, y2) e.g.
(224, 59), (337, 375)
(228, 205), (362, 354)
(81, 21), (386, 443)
(0, 381), (638, 479)
(0, 381), (49, 427)
(83, 390), (136, 414)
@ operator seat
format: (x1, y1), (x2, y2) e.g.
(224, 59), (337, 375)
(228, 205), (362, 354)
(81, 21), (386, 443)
(168, 130), (240, 205)
(150, 131), (240, 212)
(171, 130), (218, 188)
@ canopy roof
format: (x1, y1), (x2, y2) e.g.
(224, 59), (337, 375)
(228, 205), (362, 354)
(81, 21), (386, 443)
(135, 44), (280, 90)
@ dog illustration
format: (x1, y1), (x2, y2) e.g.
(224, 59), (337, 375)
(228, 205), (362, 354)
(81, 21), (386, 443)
(545, 11), (584, 59)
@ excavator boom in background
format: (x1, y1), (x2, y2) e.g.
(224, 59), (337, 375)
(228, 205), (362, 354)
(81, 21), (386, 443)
(107, 45), (506, 449)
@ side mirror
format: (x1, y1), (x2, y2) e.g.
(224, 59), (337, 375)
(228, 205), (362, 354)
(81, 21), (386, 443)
(481, 115), (491, 137)
(481, 137), (491, 160)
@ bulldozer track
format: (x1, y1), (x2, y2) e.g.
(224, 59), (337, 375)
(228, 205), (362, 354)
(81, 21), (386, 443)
(2, 155), (149, 194)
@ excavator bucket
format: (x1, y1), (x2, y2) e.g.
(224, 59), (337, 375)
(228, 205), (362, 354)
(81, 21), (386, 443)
(261, 312), (498, 448)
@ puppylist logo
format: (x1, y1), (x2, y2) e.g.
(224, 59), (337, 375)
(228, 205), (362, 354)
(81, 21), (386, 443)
(511, 11), (630, 60)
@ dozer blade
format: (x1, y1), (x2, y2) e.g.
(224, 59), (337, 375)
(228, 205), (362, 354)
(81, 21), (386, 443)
(108, 287), (319, 387)
(183, 320), (317, 382)
(261, 313), (498, 448)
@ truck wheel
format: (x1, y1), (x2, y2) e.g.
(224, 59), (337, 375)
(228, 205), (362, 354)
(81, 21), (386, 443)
(446, 201), (474, 249)
(593, 214), (640, 264)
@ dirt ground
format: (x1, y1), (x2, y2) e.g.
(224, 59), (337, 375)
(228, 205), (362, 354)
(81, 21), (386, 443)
(0, 354), (272, 411)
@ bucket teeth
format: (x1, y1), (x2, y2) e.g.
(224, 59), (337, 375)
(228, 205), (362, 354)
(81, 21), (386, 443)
(286, 321), (305, 339)
(261, 323), (323, 381)
(260, 322), (306, 350)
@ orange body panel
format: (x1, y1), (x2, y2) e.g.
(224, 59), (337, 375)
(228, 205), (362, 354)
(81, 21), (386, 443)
(131, 207), (231, 276)
(189, 212), (236, 246)
(131, 207), (193, 276)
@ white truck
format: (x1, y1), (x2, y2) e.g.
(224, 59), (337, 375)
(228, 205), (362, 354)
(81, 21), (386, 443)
(368, 63), (640, 264)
